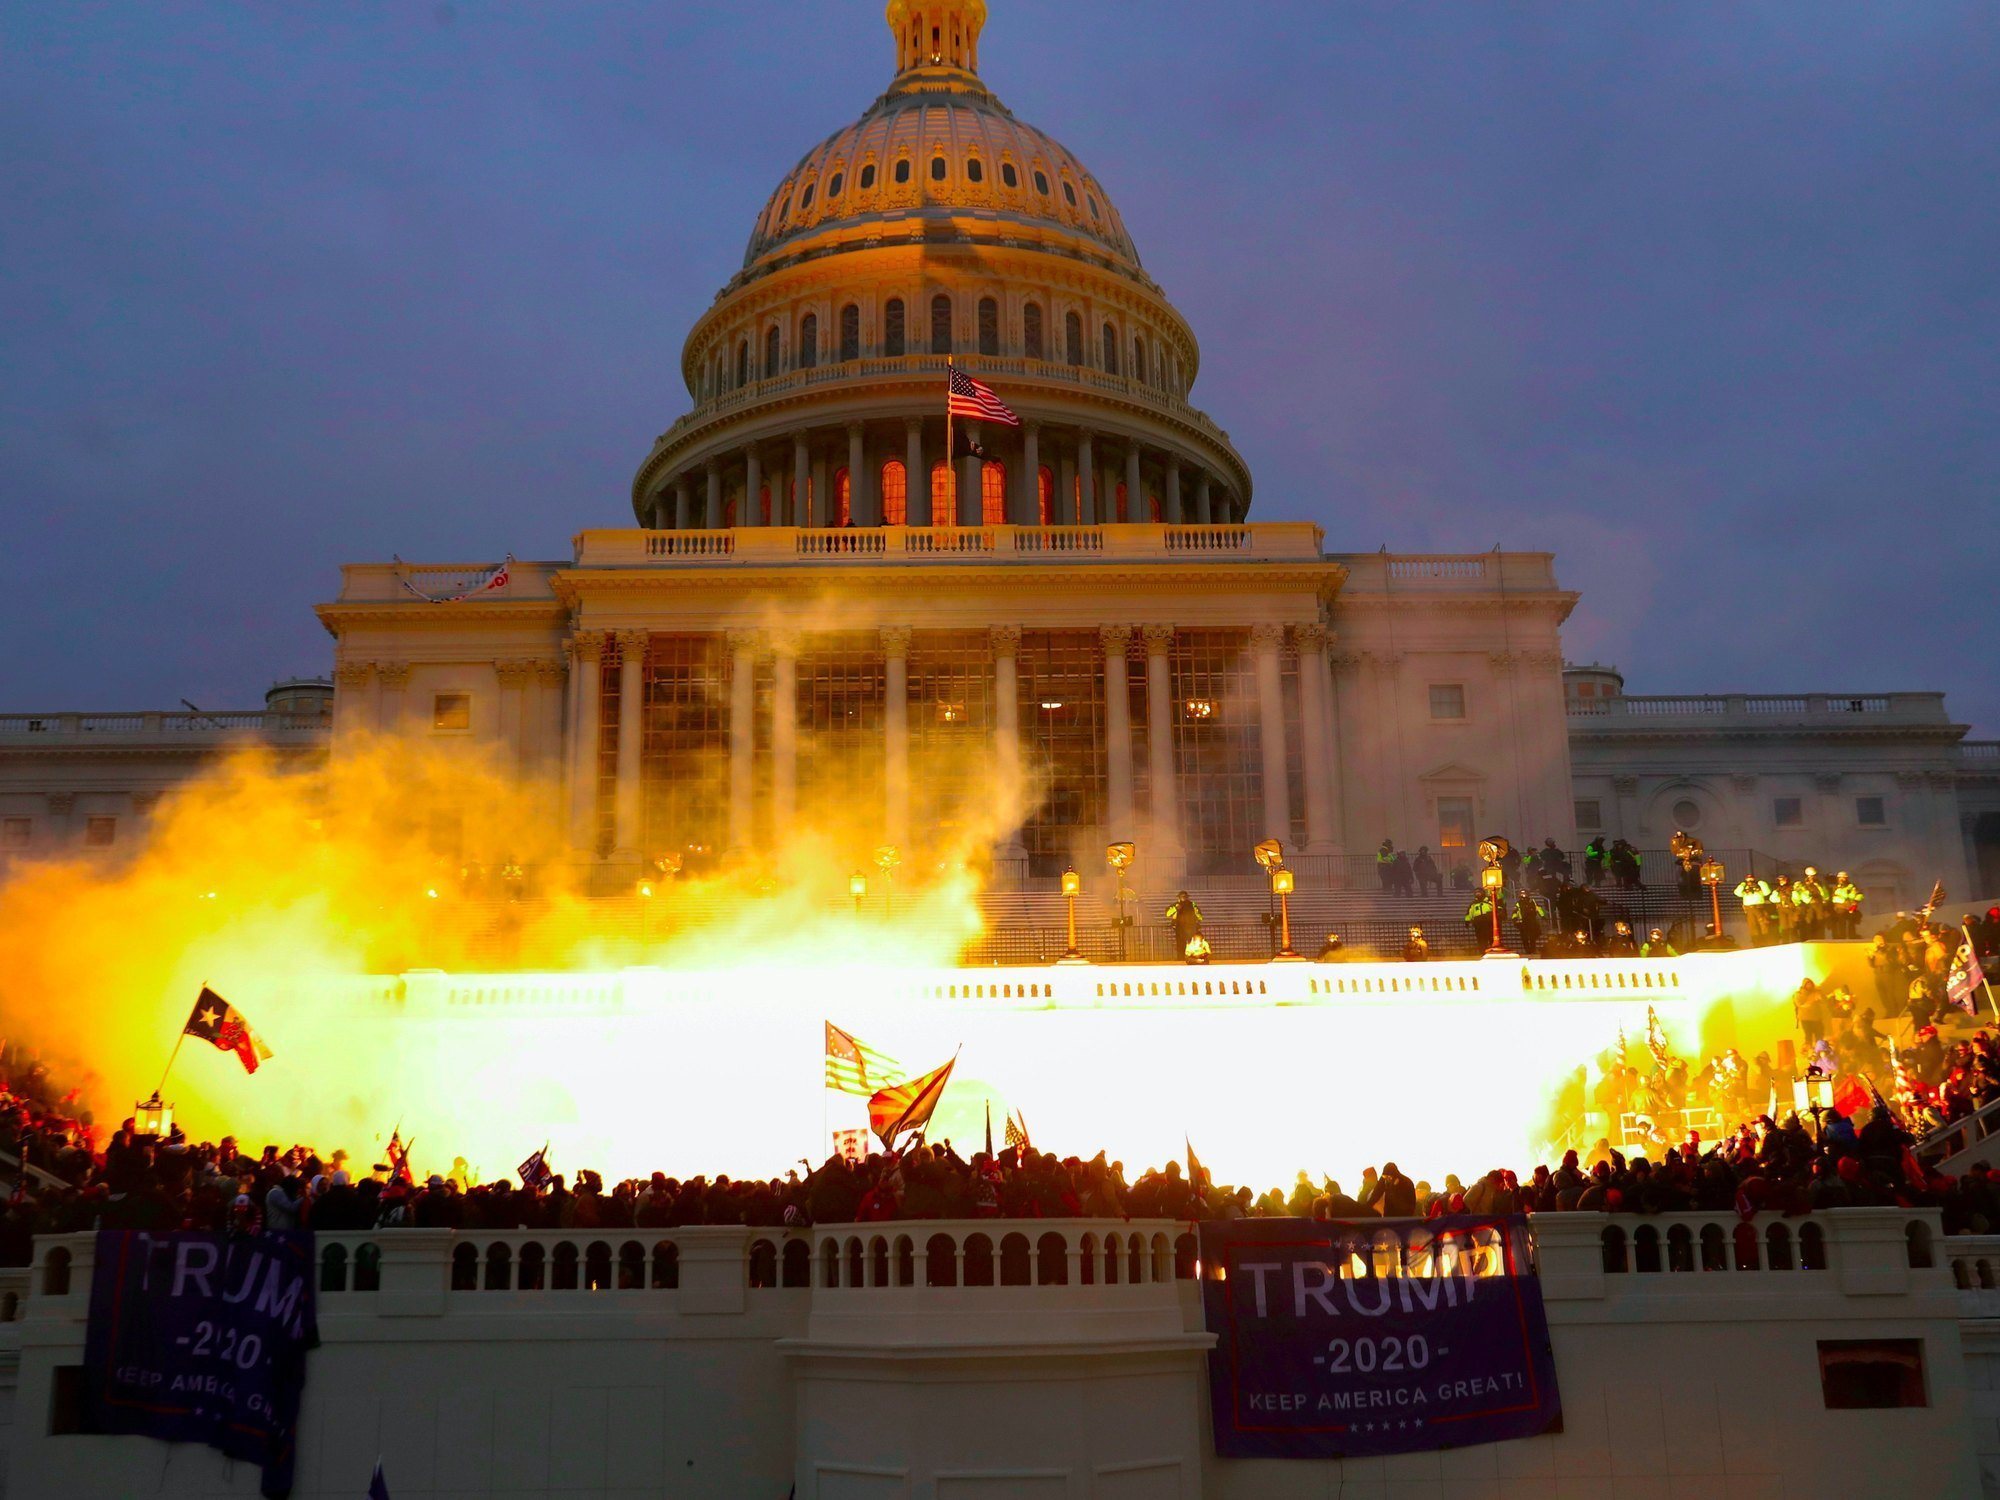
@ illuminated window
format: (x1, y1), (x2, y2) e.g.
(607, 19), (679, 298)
(839, 303), (860, 361)
(834, 468), (852, 528)
(1147, 491), (1162, 522)
(640, 635), (729, 858)
(1037, 466), (1055, 525)
(881, 460), (908, 525)
(981, 462), (1007, 525)
(1170, 629), (1261, 873)
(798, 312), (818, 369)
(978, 297), (999, 356)
(930, 461), (957, 521)
(910, 632), (993, 840)
(83, 817), (117, 848)
(1023, 302), (1044, 359)
(931, 294), (953, 353)
(1437, 797), (1474, 850)
(1857, 796), (1886, 827)
(1428, 684), (1466, 720)
(758, 485), (772, 527)
(798, 634), (885, 816)
(433, 693), (471, 731)
(1115, 481), (1129, 522)
(884, 298), (906, 357)
(1017, 630), (1107, 877)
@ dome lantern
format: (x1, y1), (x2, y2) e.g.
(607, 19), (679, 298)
(887, 0), (986, 75)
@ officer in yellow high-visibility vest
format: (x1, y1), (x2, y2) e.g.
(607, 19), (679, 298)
(1735, 874), (1774, 945)
(1793, 866), (1829, 940)
(1830, 873), (1865, 939)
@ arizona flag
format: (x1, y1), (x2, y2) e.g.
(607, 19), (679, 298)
(868, 1053), (957, 1148)
(182, 987), (271, 1074)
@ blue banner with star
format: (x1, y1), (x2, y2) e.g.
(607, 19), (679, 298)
(1199, 1216), (1560, 1459)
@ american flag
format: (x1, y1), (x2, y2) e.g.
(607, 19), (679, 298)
(825, 1021), (905, 1097)
(1004, 1110), (1030, 1152)
(948, 367), (1020, 426)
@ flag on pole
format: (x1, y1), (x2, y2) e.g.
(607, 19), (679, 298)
(947, 366), (1021, 426)
(984, 1099), (993, 1157)
(1922, 880), (1947, 921)
(385, 1128), (413, 1185)
(1948, 948), (1986, 1016)
(369, 1459), (391, 1500)
(867, 1053), (957, 1148)
(517, 1143), (553, 1191)
(1004, 1110), (1030, 1153)
(1186, 1137), (1209, 1195)
(182, 988), (272, 1074)
(1831, 1074), (1872, 1119)
(824, 1022), (905, 1097)
(1644, 1005), (1671, 1071)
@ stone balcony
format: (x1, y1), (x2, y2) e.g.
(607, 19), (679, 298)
(0, 709), (330, 748)
(1568, 691), (1959, 730)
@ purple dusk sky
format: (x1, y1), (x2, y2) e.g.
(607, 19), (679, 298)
(3, 3), (1996, 729)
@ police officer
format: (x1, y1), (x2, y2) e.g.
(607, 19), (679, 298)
(1735, 873), (1774, 946)
(1376, 839), (1396, 892)
(1830, 872), (1864, 939)
(1794, 866), (1829, 941)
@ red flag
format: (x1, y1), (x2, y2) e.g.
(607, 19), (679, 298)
(1831, 1075), (1872, 1119)
(867, 1054), (956, 1148)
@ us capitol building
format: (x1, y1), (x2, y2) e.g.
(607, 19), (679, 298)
(2, 0), (1993, 912)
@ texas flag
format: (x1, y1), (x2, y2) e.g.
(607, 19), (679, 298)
(182, 987), (272, 1074)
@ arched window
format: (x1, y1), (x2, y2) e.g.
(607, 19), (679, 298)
(930, 461), (957, 522)
(931, 155), (947, 182)
(799, 313), (818, 370)
(966, 158), (983, 184)
(1001, 161), (1019, 188)
(884, 298), (906, 357)
(735, 339), (749, 388)
(1065, 311), (1083, 366)
(981, 461), (1007, 525)
(773, 193), (790, 228)
(800, 182), (815, 211)
(894, 158), (912, 184)
(1023, 302), (1044, 360)
(764, 325), (781, 379)
(1115, 481), (1129, 523)
(1033, 169), (1050, 196)
(1101, 322), (1119, 374)
(1087, 192), (1100, 219)
(839, 303), (860, 361)
(1037, 465), (1055, 525)
(859, 162), (877, 190)
(827, 171), (844, 198)
(834, 468), (852, 528)
(931, 294), (954, 354)
(881, 460), (908, 525)
(1062, 179), (1078, 207)
(977, 297), (999, 356)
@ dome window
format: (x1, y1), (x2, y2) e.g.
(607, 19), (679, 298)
(839, 303), (861, 362)
(977, 297), (999, 356)
(1101, 323), (1119, 375)
(800, 183), (815, 210)
(930, 155), (948, 182)
(1064, 311), (1083, 366)
(966, 158), (984, 184)
(827, 172), (844, 198)
(895, 158), (912, 185)
(1001, 162), (1019, 189)
(1023, 302), (1044, 360)
(765, 326), (782, 380)
(799, 313), (818, 370)
(775, 194), (791, 224)
(931, 294), (954, 354)
(1086, 194), (1100, 219)
(1062, 180), (1078, 208)
(1033, 170), (1050, 195)
(860, 163), (877, 190)
(884, 298), (907, 357)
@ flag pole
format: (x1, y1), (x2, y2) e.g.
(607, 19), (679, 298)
(155, 983), (203, 1097)
(944, 355), (954, 526)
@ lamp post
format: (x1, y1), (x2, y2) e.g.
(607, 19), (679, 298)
(1253, 839), (1285, 958)
(1272, 866), (1302, 960)
(850, 871), (867, 916)
(1106, 842), (1135, 961)
(1701, 857), (1726, 940)
(1480, 863), (1508, 955)
(134, 1091), (172, 1141)
(1059, 866), (1085, 963)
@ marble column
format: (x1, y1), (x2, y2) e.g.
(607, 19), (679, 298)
(848, 425), (868, 526)
(1078, 434), (1096, 524)
(727, 631), (758, 851)
(991, 625), (1024, 855)
(705, 462), (723, 529)
(771, 632), (799, 834)
(1294, 624), (1339, 853)
(794, 434), (812, 528)
(567, 632), (605, 851)
(1102, 624), (1134, 837)
(1058, 453), (1076, 526)
(1165, 464), (1183, 524)
(332, 661), (373, 753)
(673, 478), (692, 530)
(1141, 625), (1179, 852)
(1020, 423), (1040, 525)
(534, 658), (568, 780)
(960, 447), (982, 526)
(905, 419), (928, 527)
(1251, 623), (1292, 844)
(883, 626), (911, 849)
(497, 660), (533, 775)
(744, 448), (762, 527)
(613, 632), (647, 859)
(1125, 443), (1143, 522)
(1194, 472), (1212, 525)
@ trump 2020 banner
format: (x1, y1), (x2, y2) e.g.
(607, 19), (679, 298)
(83, 1231), (319, 1499)
(1199, 1216), (1560, 1459)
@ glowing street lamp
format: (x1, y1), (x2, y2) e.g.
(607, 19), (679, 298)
(1701, 857), (1726, 940)
(1059, 866), (1086, 963)
(850, 871), (868, 915)
(134, 1091), (172, 1141)
(1271, 865), (1301, 960)
(1477, 834), (1512, 957)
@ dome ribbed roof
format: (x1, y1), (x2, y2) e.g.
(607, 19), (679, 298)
(742, 40), (1141, 275)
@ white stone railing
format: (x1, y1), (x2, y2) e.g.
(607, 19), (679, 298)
(574, 522), (1326, 569)
(0, 711), (330, 739)
(1569, 692), (1948, 724)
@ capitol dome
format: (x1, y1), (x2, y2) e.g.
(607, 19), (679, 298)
(632, 0), (1252, 532)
